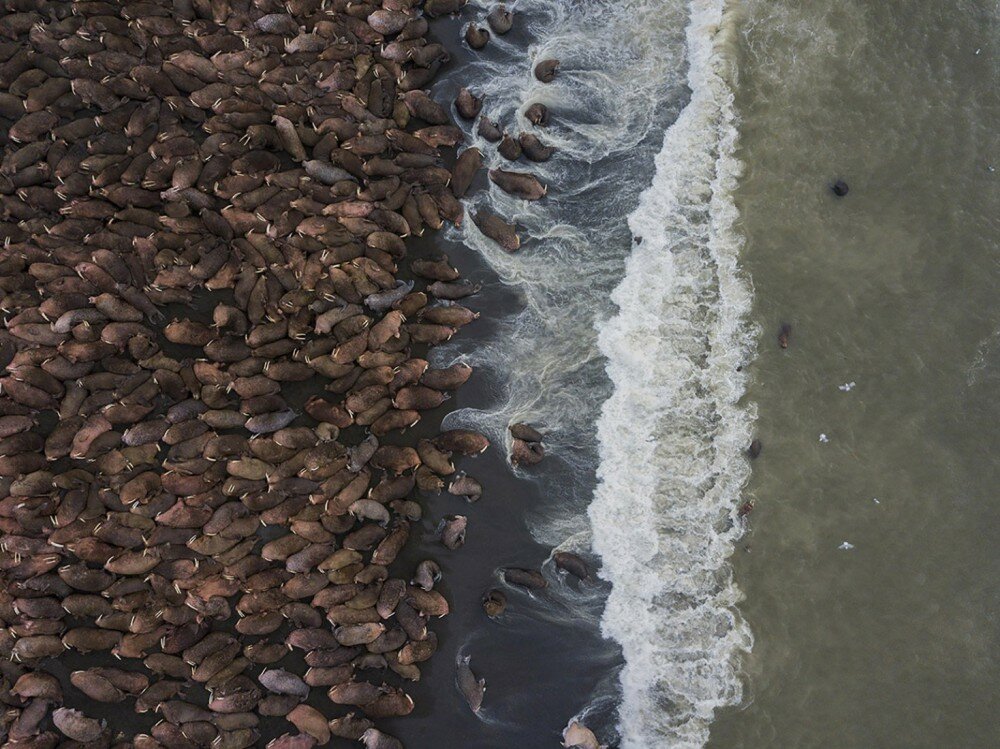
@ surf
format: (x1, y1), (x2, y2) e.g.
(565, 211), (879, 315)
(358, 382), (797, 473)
(588, 1), (756, 746)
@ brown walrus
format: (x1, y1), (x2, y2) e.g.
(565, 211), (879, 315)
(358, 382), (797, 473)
(474, 209), (521, 252)
(534, 58), (560, 82)
(489, 168), (547, 200)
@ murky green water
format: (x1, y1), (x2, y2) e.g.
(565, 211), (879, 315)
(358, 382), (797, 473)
(710, 1), (1000, 746)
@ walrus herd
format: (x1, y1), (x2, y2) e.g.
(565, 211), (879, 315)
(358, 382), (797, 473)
(0, 0), (593, 747)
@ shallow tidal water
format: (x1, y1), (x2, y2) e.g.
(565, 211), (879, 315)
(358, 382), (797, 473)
(710, 1), (1000, 747)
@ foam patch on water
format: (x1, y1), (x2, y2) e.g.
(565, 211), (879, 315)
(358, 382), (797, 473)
(588, 1), (756, 746)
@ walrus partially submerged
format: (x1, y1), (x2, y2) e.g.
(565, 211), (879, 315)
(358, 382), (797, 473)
(456, 655), (486, 713)
(563, 720), (607, 749)
(465, 24), (490, 49)
(489, 168), (547, 200)
(534, 58), (560, 82)
(473, 209), (520, 252)
(487, 4), (514, 34)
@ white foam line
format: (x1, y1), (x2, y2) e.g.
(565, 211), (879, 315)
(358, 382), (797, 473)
(588, 1), (755, 746)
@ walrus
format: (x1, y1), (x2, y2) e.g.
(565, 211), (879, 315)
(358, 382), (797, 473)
(466, 24), (490, 49)
(553, 551), (590, 580)
(451, 147), (483, 198)
(437, 515), (467, 549)
(477, 116), (503, 142)
(482, 589), (507, 617)
(456, 655), (486, 713)
(52, 708), (104, 743)
(563, 720), (607, 749)
(412, 560), (442, 590)
(525, 102), (550, 126)
(831, 179), (849, 196)
(748, 439), (762, 458)
(361, 727), (403, 749)
(503, 567), (547, 589)
(455, 87), (483, 120)
(778, 323), (791, 349)
(512, 437), (545, 465)
(534, 58), (560, 82)
(519, 133), (556, 162)
(489, 168), (546, 200)
(487, 4), (514, 34)
(448, 472), (483, 502)
(498, 133), (522, 160)
(473, 209), (520, 252)
(510, 423), (544, 442)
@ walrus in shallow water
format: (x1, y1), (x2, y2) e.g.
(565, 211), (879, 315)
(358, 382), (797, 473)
(456, 655), (486, 713)
(534, 58), (560, 82)
(437, 515), (467, 549)
(525, 102), (549, 126)
(563, 720), (607, 749)
(498, 133), (522, 161)
(489, 168), (546, 200)
(831, 179), (849, 196)
(473, 209), (520, 252)
(477, 116), (503, 142)
(511, 437), (545, 465)
(482, 589), (507, 617)
(519, 132), (556, 162)
(487, 4), (513, 34)
(503, 567), (547, 589)
(748, 438), (762, 458)
(455, 87), (483, 120)
(553, 551), (589, 580)
(451, 147), (483, 198)
(465, 24), (490, 49)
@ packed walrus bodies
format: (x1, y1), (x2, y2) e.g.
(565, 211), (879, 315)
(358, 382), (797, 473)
(0, 0), (500, 746)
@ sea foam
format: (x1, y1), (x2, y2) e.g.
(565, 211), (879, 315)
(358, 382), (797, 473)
(588, 1), (756, 746)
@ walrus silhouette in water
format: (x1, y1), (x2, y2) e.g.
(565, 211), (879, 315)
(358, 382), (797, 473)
(778, 323), (792, 349)
(456, 655), (486, 713)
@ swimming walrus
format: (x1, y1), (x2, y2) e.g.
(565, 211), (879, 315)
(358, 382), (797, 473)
(456, 655), (486, 713)
(553, 551), (590, 580)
